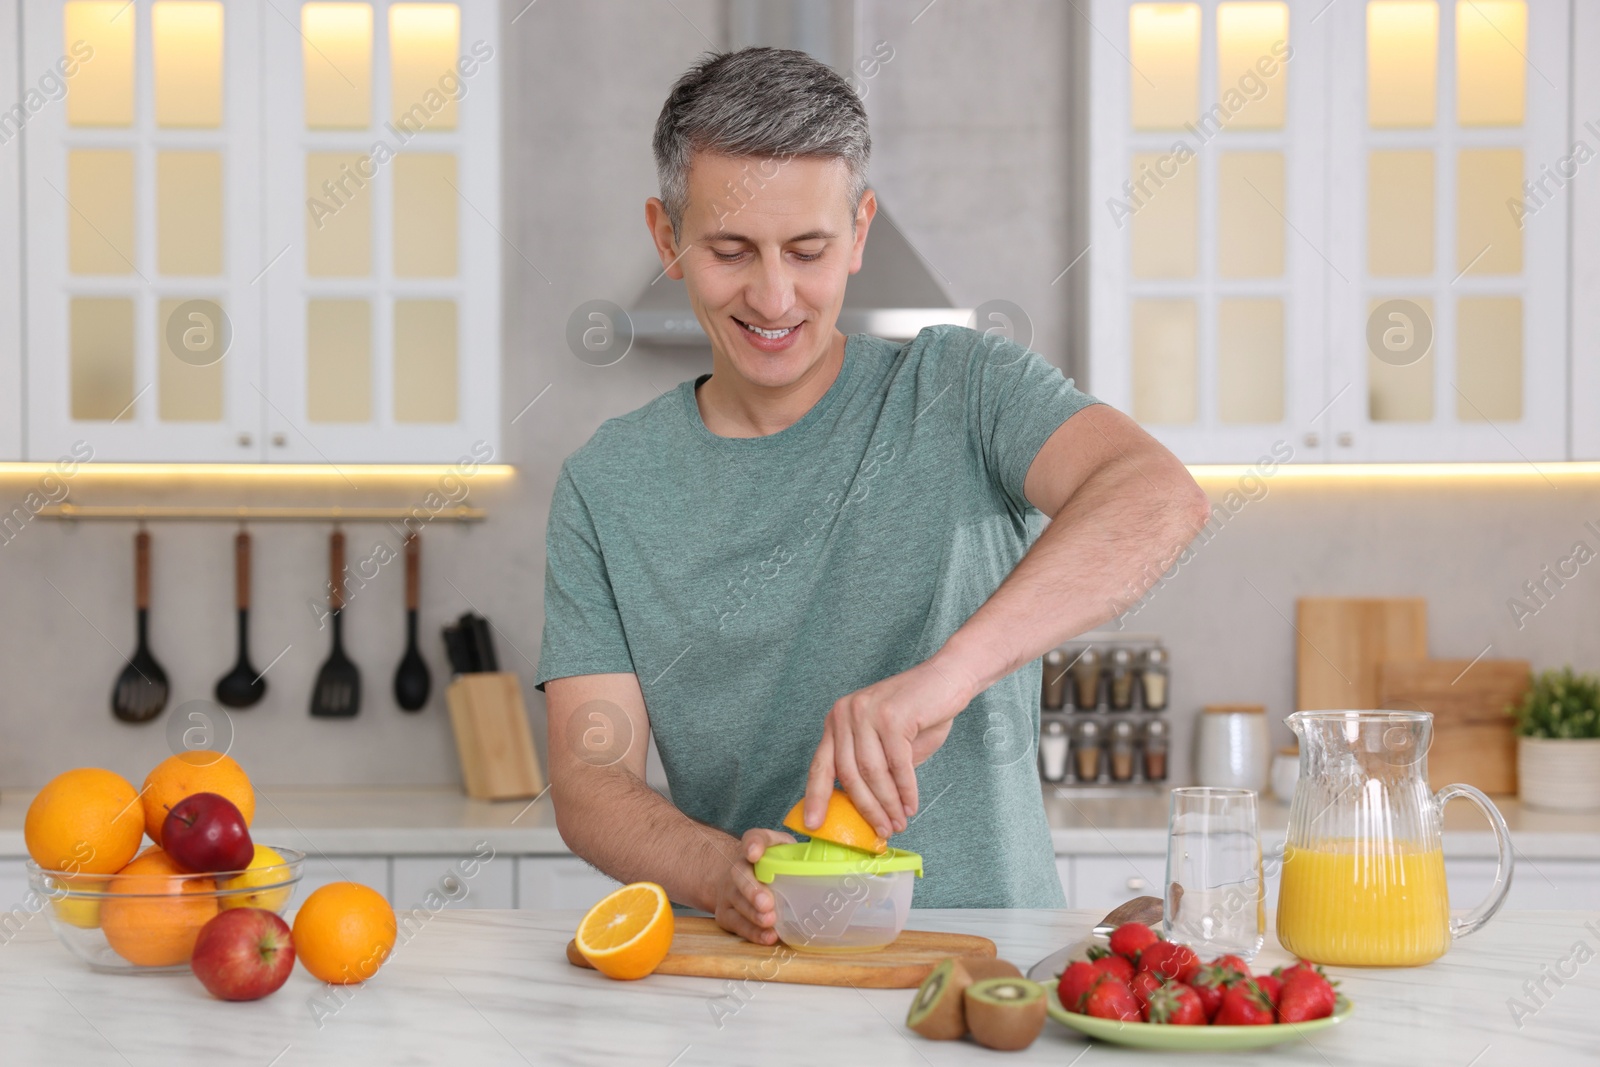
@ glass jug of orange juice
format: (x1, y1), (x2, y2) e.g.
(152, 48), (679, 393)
(1276, 710), (1513, 966)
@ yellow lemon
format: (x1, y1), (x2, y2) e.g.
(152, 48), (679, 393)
(49, 876), (106, 929)
(218, 845), (292, 912)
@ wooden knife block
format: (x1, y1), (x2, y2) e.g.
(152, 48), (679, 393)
(445, 673), (546, 800)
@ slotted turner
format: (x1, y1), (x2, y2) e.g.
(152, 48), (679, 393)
(310, 529), (360, 717)
(111, 529), (170, 723)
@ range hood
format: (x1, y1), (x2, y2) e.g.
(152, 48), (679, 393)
(629, 0), (970, 346)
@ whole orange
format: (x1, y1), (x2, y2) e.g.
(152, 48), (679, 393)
(101, 848), (219, 967)
(141, 751), (255, 847)
(292, 882), (396, 984)
(24, 767), (145, 875)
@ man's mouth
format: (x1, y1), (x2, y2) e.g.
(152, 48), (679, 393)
(734, 317), (800, 341)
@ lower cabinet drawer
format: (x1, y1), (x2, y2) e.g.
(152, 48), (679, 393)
(516, 857), (620, 910)
(1073, 855), (1166, 916)
(393, 850), (512, 911)
(1447, 858), (1600, 911)
(292, 856), (391, 915)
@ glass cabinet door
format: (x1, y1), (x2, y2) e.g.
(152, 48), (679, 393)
(261, 0), (500, 464)
(1089, 1), (1333, 465)
(22, 0), (264, 461)
(1324, 0), (1568, 462)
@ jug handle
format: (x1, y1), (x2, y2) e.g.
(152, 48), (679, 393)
(1436, 782), (1515, 940)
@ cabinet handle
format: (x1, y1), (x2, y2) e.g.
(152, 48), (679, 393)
(271, 433), (287, 447)
(1126, 876), (1147, 892)
(1337, 432), (1353, 447)
(1303, 432), (1319, 449)
(237, 433), (253, 448)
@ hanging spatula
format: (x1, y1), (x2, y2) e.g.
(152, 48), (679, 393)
(310, 529), (360, 717)
(392, 533), (431, 711)
(112, 529), (170, 723)
(215, 530), (266, 708)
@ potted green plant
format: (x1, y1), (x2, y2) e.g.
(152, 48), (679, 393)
(1513, 667), (1600, 811)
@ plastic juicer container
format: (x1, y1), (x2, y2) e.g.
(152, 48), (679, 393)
(752, 840), (923, 952)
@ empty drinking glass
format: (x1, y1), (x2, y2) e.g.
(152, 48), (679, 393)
(1164, 786), (1265, 960)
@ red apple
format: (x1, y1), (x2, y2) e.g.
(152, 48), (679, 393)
(191, 908), (296, 1000)
(162, 792), (254, 873)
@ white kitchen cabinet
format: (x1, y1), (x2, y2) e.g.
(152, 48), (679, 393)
(516, 856), (621, 910)
(0, 0), (22, 460)
(393, 853), (513, 911)
(1567, 2), (1600, 458)
(15, 0), (500, 464)
(1073, 853), (1166, 916)
(290, 855), (391, 915)
(1090, 0), (1573, 464)
(1448, 858), (1600, 913)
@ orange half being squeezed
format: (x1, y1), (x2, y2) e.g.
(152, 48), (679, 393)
(782, 789), (888, 855)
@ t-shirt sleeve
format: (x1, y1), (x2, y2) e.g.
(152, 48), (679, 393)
(532, 463), (636, 692)
(962, 327), (1103, 515)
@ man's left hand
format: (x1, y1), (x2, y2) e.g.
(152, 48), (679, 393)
(802, 657), (978, 839)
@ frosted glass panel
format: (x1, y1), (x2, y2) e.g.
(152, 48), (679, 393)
(394, 301), (458, 422)
(390, 4), (460, 131)
(306, 153), (372, 277)
(1368, 150), (1434, 276)
(71, 298), (136, 420)
(1132, 300), (1198, 424)
(68, 150), (136, 275)
(1456, 149), (1523, 275)
(1218, 298), (1284, 424)
(1457, 1), (1526, 126)
(1216, 2), (1288, 130)
(1130, 152), (1197, 278)
(1130, 4), (1200, 130)
(157, 152), (223, 276)
(158, 297), (224, 422)
(302, 3), (373, 129)
(1368, 297), (1435, 421)
(64, 2), (134, 127)
(1368, 1), (1438, 128)
(152, 1), (223, 127)
(393, 154), (458, 277)
(307, 300), (372, 423)
(1218, 152), (1285, 278)
(1456, 297), (1522, 421)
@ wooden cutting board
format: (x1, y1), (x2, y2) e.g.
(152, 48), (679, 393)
(565, 916), (997, 988)
(1377, 658), (1531, 795)
(1296, 598), (1428, 710)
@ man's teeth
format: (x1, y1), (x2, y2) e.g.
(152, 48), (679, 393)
(741, 321), (796, 340)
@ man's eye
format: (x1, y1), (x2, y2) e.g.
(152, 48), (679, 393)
(791, 252), (822, 262)
(711, 249), (745, 262)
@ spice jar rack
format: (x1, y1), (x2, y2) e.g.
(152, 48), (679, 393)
(1038, 632), (1169, 795)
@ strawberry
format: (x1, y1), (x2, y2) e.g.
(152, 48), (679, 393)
(1214, 979), (1276, 1026)
(1189, 963), (1241, 1021)
(1137, 940), (1200, 984)
(1091, 954), (1136, 983)
(1130, 969), (1163, 1013)
(1210, 954), (1251, 980)
(1057, 961), (1100, 1012)
(1082, 974), (1142, 1022)
(1277, 968), (1338, 1023)
(1108, 921), (1159, 961)
(1274, 959), (1332, 985)
(1144, 980), (1206, 1025)
(1253, 974), (1284, 1009)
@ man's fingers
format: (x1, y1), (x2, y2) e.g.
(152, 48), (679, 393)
(742, 827), (797, 863)
(834, 717), (893, 841)
(885, 733), (920, 822)
(854, 728), (906, 834)
(804, 727), (838, 830)
(717, 900), (776, 945)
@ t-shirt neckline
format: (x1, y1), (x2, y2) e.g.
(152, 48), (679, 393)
(680, 334), (859, 450)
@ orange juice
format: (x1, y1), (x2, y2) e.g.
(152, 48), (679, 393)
(1277, 842), (1450, 966)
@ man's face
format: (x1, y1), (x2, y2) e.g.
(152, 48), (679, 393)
(648, 153), (874, 390)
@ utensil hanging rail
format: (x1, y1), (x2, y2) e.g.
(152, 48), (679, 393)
(38, 504), (487, 523)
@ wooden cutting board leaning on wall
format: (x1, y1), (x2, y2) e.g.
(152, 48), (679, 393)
(1295, 598), (1429, 710)
(1376, 659), (1531, 795)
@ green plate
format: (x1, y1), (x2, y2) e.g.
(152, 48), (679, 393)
(1044, 980), (1353, 1052)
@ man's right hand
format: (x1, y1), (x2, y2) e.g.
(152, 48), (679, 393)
(709, 828), (795, 945)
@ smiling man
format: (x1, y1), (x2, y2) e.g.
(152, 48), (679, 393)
(535, 48), (1209, 944)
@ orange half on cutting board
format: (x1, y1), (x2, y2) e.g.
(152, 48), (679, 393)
(782, 789), (888, 855)
(575, 882), (674, 980)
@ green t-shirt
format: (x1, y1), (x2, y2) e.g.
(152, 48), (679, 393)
(533, 325), (1100, 907)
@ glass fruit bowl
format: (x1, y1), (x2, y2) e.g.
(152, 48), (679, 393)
(26, 846), (305, 974)
(753, 840), (923, 952)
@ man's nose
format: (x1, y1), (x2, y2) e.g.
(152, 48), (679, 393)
(744, 257), (795, 322)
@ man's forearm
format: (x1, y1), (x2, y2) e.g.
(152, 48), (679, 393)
(552, 765), (741, 912)
(932, 446), (1209, 699)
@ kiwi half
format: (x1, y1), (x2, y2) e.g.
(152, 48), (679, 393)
(963, 977), (1047, 1052)
(905, 958), (973, 1040)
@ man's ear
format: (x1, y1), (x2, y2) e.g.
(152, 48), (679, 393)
(847, 188), (877, 275)
(645, 197), (687, 280)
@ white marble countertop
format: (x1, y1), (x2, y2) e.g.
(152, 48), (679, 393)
(3, 786), (1596, 858)
(3, 907), (1597, 1065)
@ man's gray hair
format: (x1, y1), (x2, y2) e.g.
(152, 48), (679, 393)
(652, 47), (871, 238)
